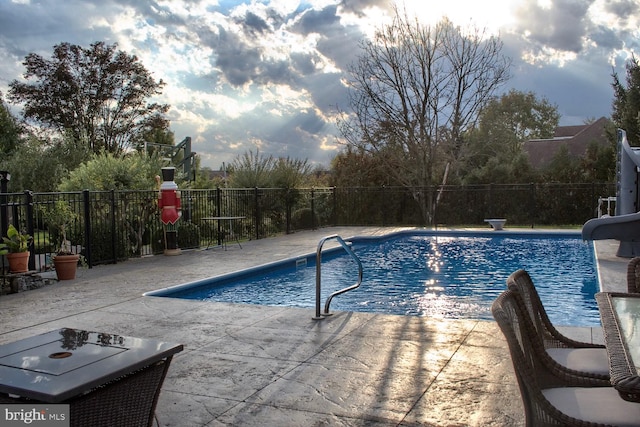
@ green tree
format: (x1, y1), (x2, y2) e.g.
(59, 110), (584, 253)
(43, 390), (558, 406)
(580, 140), (616, 182)
(460, 90), (559, 183)
(0, 136), (63, 192)
(462, 152), (536, 185)
(271, 157), (313, 233)
(612, 55), (640, 145)
(58, 152), (165, 256)
(542, 145), (582, 182)
(192, 166), (222, 189)
(8, 41), (169, 155)
(0, 130), (92, 192)
(337, 10), (511, 225)
(58, 152), (163, 191)
(0, 93), (22, 155)
(51, 129), (94, 175)
(272, 157), (312, 189)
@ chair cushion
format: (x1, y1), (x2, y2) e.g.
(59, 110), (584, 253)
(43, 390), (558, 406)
(543, 387), (640, 426)
(546, 348), (609, 376)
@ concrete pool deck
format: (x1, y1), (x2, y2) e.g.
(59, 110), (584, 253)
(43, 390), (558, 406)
(0, 226), (628, 426)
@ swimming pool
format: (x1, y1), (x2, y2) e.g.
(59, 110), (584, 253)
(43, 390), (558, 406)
(147, 230), (600, 326)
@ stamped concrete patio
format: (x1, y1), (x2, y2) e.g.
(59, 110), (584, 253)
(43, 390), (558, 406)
(0, 227), (627, 426)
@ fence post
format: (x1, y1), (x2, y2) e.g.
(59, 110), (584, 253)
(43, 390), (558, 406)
(530, 183), (536, 228)
(311, 188), (316, 230)
(488, 183), (494, 218)
(590, 182), (596, 217)
(110, 190), (117, 263)
(285, 189), (291, 235)
(215, 187), (221, 217)
(431, 186), (436, 227)
(83, 190), (92, 268)
(332, 187), (337, 226)
(0, 171), (9, 237)
(216, 187), (222, 246)
(254, 187), (260, 240)
(24, 191), (35, 271)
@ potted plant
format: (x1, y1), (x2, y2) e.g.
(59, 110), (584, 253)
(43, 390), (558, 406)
(0, 224), (32, 273)
(43, 201), (81, 280)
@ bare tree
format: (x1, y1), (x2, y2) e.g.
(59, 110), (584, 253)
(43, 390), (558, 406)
(337, 11), (511, 225)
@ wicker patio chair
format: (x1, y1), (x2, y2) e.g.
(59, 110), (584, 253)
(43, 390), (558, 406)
(492, 290), (640, 426)
(507, 269), (609, 381)
(626, 257), (640, 293)
(0, 358), (172, 427)
(68, 359), (171, 427)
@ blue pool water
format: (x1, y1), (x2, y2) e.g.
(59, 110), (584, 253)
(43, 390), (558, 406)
(148, 231), (600, 326)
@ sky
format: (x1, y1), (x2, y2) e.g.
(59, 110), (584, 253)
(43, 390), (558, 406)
(0, 0), (639, 170)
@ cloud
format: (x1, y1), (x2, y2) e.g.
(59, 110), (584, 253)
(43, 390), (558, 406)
(514, 0), (594, 54)
(603, 0), (640, 22)
(214, 26), (264, 86)
(241, 11), (271, 33)
(589, 25), (624, 50)
(338, 0), (393, 16)
(291, 5), (365, 74)
(296, 4), (341, 33)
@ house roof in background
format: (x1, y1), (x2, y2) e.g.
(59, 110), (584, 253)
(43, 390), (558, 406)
(523, 117), (610, 168)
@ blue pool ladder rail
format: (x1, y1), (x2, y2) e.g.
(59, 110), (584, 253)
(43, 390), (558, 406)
(313, 234), (363, 320)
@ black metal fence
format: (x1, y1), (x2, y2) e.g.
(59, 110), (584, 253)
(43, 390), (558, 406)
(0, 182), (616, 272)
(331, 183), (615, 226)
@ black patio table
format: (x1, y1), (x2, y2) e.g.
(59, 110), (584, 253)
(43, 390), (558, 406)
(596, 292), (640, 402)
(0, 328), (183, 426)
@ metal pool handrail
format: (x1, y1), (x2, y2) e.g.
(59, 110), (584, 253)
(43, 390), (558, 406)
(313, 234), (363, 320)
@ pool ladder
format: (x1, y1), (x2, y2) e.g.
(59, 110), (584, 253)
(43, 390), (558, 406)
(313, 234), (363, 320)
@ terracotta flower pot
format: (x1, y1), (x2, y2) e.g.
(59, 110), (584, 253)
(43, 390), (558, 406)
(54, 254), (80, 280)
(6, 252), (29, 273)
